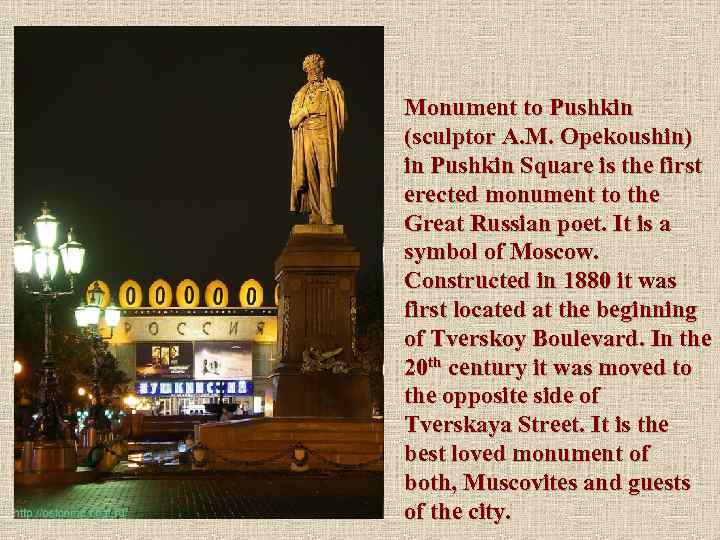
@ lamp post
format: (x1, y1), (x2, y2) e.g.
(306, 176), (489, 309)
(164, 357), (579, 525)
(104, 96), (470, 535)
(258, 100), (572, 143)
(75, 282), (120, 447)
(14, 203), (85, 472)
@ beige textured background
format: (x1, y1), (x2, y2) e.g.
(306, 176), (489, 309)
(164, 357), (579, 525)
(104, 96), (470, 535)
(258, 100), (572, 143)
(2, 1), (719, 538)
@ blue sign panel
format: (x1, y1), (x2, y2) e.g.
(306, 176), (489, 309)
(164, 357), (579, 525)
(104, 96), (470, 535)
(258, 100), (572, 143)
(136, 379), (253, 397)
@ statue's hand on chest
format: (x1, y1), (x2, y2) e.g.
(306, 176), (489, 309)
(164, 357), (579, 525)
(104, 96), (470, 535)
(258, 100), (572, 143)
(305, 82), (328, 108)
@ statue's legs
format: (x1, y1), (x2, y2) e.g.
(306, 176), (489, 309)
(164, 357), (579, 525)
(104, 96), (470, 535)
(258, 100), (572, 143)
(303, 126), (333, 224)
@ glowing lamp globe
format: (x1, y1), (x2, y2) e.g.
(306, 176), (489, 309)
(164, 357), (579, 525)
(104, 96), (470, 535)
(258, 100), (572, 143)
(33, 247), (59, 281)
(75, 303), (89, 328)
(104, 302), (121, 328)
(84, 304), (101, 326)
(59, 228), (85, 276)
(14, 228), (33, 274)
(87, 282), (105, 308)
(33, 203), (59, 249)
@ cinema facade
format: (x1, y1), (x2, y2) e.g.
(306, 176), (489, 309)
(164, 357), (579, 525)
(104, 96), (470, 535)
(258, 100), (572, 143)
(97, 278), (277, 416)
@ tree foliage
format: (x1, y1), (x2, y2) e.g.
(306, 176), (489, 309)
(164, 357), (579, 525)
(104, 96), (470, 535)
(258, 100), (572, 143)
(14, 282), (129, 415)
(356, 271), (384, 414)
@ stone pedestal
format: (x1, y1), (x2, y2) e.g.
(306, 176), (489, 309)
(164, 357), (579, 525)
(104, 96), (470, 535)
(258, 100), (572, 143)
(28, 439), (77, 473)
(269, 224), (370, 418)
(197, 417), (383, 471)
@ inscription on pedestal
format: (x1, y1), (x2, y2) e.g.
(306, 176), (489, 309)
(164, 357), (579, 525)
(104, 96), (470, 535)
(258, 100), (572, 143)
(306, 275), (336, 336)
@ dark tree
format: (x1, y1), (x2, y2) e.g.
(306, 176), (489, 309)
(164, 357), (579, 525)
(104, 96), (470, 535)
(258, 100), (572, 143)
(356, 271), (384, 414)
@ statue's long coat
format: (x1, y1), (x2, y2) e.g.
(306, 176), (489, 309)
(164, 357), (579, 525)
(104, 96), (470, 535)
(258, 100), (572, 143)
(289, 78), (347, 213)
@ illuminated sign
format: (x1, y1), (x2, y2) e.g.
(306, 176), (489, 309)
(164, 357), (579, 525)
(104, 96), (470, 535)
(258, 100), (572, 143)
(112, 314), (277, 342)
(239, 279), (263, 308)
(205, 279), (229, 308)
(95, 278), (274, 307)
(176, 279), (200, 308)
(119, 279), (143, 308)
(136, 379), (253, 397)
(149, 279), (173, 308)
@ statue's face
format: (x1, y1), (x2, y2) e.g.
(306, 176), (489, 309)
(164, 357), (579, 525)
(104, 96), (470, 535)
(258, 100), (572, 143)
(306, 63), (324, 82)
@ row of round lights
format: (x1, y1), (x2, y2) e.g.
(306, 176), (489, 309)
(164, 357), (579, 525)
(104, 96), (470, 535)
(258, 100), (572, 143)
(87, 278), (278, 310)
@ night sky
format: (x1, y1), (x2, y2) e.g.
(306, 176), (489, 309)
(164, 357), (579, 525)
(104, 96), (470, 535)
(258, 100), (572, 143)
(14, 27), (383, 304)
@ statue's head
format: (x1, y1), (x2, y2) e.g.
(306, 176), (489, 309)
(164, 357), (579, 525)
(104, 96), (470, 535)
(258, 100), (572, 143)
(302, 53), (325, 82)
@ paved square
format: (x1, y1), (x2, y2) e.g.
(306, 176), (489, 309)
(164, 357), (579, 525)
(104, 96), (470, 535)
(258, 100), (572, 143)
(15, 472), (383, 519)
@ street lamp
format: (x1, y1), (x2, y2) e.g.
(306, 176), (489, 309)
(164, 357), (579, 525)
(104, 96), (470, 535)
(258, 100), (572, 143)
(75, 282), (120, 445)
(14, 202), (85, 472)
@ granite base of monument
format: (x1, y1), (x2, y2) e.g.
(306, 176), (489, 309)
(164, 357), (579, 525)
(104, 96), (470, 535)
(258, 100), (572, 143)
(196, 416), (383, 471)
(267, 371), (370, 418)
(269, 224), (371, 419)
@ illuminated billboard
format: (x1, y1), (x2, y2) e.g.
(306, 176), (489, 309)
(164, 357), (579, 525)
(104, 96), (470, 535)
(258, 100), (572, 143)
(193, 341), (252, 380)
(136, 342), (194, 380)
